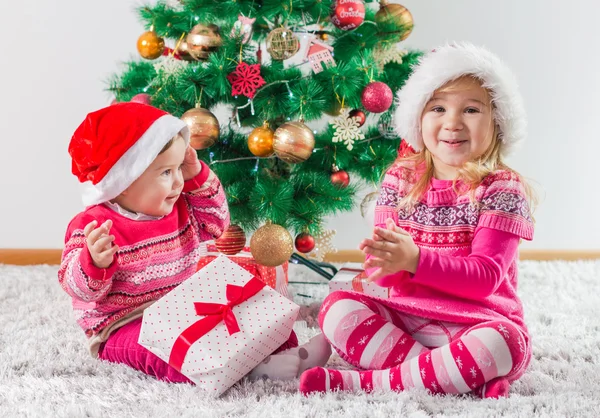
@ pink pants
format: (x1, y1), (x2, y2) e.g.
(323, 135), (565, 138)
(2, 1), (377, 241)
(98, 317), (298, 383)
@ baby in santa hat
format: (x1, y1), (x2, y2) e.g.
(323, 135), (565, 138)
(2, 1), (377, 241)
(59, 103), (330, 384)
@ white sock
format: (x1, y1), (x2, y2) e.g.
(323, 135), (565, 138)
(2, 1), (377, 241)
(247, 354), (300, 381)
(280, 333), (332, 376)
(247, 334), (332, 381)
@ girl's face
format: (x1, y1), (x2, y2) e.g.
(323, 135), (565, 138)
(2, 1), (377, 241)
(112, 136), (186, 217)
(420, 77), (495, 180)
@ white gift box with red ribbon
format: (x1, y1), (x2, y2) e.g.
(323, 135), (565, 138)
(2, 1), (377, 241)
(138, 255), (300, 397)
(328, 262), (390, 299)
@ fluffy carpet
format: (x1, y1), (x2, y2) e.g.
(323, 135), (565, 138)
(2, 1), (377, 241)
(1, 260), (599, 418)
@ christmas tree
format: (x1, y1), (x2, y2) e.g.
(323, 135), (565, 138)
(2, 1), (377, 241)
(109, 0), (420, 266)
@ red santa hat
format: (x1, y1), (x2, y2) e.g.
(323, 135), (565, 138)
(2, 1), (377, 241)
(394, 42), (526, 158)
(69, 102), (190, 206)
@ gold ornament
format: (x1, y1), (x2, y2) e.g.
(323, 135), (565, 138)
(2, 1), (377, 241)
(266, 28), (300, 60)
(248, 122), (275, 157)
(375, 1), (414, 41)
(186, 24), (223, 60)
(250, 223), (294, 267)
(273, 121), (315, 164)
(180, 105), (220, 150)
(137, 28), (165, 60)
(318, 24), (329, 41)
(324, 100), (343, 117)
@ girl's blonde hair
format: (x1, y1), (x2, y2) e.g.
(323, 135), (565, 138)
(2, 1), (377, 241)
(397, 76), (537, 215)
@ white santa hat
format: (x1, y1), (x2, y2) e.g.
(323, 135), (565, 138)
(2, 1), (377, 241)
(69, 102), (190, 206)
(394, 42), (526, 158)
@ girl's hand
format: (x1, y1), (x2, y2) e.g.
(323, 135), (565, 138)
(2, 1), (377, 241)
(359, 218), (420, 282)
(84, 220), (119, 269)
(181, 146), (202, 181)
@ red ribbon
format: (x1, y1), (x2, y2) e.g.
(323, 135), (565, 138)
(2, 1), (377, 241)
(168, 277), (266, 372)
(352, 272), (365, 293)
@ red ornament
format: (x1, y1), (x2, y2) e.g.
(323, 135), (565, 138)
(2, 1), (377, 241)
(361, 82), (393, 113)
(331, 0), (366, 31)
(349, 109), (366, 127)
(215, 225), (247, 255)
(227, 62), (266, 99)
(331, 166), (350, 187)
(130, 93), (151, 105)
(295, 232), (316, 253)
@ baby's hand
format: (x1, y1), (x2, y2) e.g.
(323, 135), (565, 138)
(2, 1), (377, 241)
(181, 145), (202, 181)
(359, 218), (420, 282)
(83, 220), (119, 269)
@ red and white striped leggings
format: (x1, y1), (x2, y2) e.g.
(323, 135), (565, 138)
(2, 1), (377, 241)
(315, 291), (529, 396)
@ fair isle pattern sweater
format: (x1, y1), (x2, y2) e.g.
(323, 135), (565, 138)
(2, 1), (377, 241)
(58, 164), (229, 355)
(373, 165), (533, 333)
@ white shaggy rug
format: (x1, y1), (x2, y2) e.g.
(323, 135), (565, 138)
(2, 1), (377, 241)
(1, 260), (599, 418)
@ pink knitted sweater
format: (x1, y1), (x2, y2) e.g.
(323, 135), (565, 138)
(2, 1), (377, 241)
(58, 163), (230, 355)
(373, 164), (534, 336)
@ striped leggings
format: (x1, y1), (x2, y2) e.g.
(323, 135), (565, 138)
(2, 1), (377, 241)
(306, 290), (529, 396)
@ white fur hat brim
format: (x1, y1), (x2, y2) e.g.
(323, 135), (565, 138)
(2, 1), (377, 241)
(394, 42), (526, 157)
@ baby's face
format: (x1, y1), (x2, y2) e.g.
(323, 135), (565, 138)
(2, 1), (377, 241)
(114, 136), (187, 216)
(420, 78), (495, 179)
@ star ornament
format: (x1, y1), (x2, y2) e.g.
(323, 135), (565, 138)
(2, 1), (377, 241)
(227, 62), (266, 99)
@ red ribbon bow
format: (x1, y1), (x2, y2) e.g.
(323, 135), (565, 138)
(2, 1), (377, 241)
(339, 268), (365, 293)
(168, 277), (266, 372)
(352, 272), (365, 293)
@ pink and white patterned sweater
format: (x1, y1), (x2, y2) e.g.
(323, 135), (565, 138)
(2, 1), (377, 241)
(58, 162), (230, 355)
(372, 164), (534, 340)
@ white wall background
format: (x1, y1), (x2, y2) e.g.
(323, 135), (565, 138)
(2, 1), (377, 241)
(1, 0), (598, 250)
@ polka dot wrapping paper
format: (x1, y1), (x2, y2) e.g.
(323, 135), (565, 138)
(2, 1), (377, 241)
(138, 255), (300, 397)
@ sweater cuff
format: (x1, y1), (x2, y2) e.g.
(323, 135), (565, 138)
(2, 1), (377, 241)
(375, 270), (411, 287)
(79, 246), (117, 282)
(478, 213), (534, 241)
(411, 247), (434, 282)
(183, 160), (210, 193)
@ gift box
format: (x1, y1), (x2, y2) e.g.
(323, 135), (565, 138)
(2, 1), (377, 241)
(328, 262), (390, 299)
(138, 255), (300, 396)
(197, 243), (290, 299)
